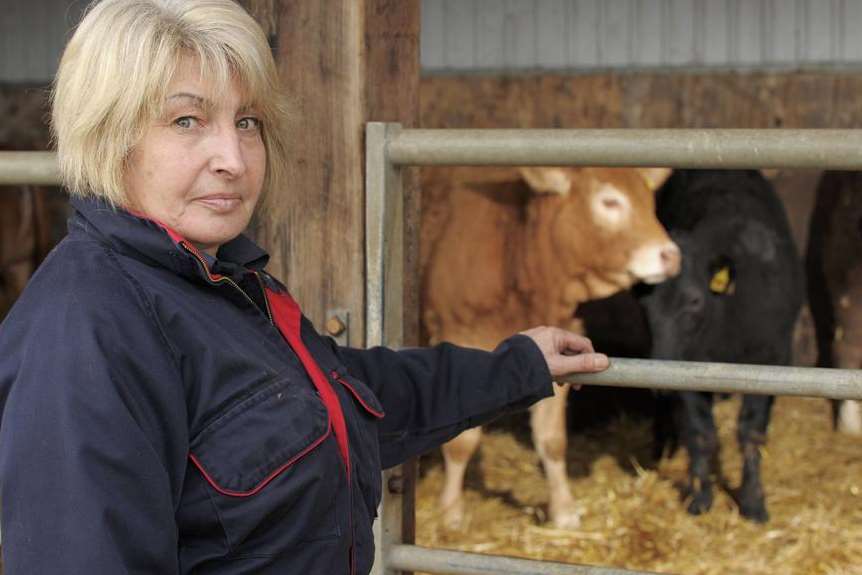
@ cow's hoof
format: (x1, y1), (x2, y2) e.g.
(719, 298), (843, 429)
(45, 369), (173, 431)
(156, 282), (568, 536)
(686, 492), (713, 516)
(441, 499), (466, 530)
(740, 500), (769, 523)
(549, 502), (584, 529)
(837, 401), (862, 435)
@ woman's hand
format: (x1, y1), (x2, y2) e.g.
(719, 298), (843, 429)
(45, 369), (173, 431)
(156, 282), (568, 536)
(520, 326), (609, 380)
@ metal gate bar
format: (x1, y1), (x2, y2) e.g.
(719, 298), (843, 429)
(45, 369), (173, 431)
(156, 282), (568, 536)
(566, 358), (862, 400)
(0, 152), (60, 185)
(385, 128), (862, 169)
(366, 123), (862, 575)
(386, 545), (660, 575)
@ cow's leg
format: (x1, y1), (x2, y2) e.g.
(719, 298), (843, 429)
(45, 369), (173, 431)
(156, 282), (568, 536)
(439, 426), (483, 529)
(680, 391), (718, 515)
(530, 383), (581, 528)
(736, 393), (774, 522)
(836, 400), (862, 434)
(833, 337), (862, 434)
(653, 391), (680, 461)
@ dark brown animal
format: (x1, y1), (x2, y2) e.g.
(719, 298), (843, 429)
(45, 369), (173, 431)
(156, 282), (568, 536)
(806, 171), (862, 435)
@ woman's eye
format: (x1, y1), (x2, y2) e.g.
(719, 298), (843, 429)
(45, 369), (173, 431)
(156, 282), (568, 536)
(237, 117), (261, 131)
(173, 116), (198, 129)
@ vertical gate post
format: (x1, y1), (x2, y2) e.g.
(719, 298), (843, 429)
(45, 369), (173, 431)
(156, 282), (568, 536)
(366, 122), (412, 575)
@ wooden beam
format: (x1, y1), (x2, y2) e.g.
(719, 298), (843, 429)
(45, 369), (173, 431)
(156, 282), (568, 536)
(254, 0), (419, 350)
(365, 0), (421, 351)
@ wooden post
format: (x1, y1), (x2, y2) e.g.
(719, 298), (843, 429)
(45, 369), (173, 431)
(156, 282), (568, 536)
(252, 0), (420, 353)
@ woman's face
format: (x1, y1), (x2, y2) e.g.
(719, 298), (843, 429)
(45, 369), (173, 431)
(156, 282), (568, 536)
(124, 57), (266, 256)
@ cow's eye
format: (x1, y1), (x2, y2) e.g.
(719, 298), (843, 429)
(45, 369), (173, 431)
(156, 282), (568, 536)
(591, 187), (630, 226)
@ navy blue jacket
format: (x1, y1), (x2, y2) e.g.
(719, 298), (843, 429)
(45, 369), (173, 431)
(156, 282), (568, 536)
(0, 197), (553, 574)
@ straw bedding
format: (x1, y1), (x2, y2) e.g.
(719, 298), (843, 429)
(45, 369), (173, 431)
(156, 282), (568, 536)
(415, 394), (862, 575)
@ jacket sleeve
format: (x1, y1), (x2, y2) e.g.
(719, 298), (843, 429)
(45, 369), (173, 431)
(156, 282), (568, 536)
(330, 335), (553, 468)
(0, 276), (188, 574)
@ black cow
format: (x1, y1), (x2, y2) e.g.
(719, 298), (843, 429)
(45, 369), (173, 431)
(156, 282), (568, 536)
(806, 171), (862, 435)
(638, 170), (804, 522)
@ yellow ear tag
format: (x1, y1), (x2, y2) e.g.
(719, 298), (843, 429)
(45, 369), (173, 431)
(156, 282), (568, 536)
(709, 266), (731, 294)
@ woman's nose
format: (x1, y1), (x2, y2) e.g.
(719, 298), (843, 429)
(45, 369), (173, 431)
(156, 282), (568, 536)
(208, 128), (247, 178)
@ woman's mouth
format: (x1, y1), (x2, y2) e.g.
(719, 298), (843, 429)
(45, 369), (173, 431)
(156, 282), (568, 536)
(196, 195), (242, 213)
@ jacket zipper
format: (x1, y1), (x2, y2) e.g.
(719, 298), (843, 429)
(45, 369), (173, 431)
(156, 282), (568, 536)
(180, 241), (274, 325)
(254, 271), (275, 324)
(183, 241), (356, 572)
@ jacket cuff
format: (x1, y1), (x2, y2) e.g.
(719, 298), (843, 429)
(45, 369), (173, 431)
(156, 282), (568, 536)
(497, 334), (555, 402)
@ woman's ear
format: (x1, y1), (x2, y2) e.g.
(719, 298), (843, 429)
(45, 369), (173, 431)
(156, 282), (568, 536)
(519, 167), (573, 196)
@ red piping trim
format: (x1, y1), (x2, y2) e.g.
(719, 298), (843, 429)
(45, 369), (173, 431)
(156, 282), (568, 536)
(265, 288), (352, 480)
(332, 372), (385, 419)
(188, 426), (331, 497)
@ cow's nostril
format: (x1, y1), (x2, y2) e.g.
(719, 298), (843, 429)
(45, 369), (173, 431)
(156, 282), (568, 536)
(685, 288), (705, 312)
(660, 245), (681, 274)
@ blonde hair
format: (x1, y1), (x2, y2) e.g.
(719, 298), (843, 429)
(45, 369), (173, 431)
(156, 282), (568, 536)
(51, 0), (290, 210)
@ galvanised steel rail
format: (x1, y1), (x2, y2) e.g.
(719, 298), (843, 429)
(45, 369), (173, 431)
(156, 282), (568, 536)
(385, 128), (862, 169)
(566, 358), (862, 401)
(0, 152), (60, 185)
(386, 545), (661, 575)
(365, 123), (862, 575)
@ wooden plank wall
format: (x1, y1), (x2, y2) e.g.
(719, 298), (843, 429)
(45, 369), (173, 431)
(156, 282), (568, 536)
(420, 72), (862, 130)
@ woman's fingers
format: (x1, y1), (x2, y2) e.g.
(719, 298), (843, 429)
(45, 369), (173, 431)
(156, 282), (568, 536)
(550, 351), (609, 377)
(520, 326), (609, 378)
(557, 329), (595, 355)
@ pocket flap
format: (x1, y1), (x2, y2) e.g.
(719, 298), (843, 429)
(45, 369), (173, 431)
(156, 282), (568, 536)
(190, 377), (330, 496)
(331, 370), (385, 419)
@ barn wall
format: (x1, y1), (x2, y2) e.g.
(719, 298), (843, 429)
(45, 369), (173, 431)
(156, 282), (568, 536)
(0, 0), (82, 84)
(421, 71), (862, 129)
(0, 86), (52, 150)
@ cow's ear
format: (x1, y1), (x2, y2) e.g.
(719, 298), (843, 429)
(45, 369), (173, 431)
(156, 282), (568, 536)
(519, 167), (572, 196)
(637, 168), (673, 191)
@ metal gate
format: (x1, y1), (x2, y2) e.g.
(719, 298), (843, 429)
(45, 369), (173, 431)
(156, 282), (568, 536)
(364, 124), (862, 575)
(4, 128), (862, 575)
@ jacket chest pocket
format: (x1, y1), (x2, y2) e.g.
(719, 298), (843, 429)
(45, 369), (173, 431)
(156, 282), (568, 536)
(187, 375), (342, 553)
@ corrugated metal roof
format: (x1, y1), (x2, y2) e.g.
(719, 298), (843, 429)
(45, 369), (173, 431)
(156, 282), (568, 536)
(3, 0), (862, 83)
(421, 0), (862, 73)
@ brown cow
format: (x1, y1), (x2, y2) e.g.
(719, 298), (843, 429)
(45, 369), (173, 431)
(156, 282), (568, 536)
(0, 187), (54, 319)
(806, 171), (862, 435)
(422, 166), (679, 529)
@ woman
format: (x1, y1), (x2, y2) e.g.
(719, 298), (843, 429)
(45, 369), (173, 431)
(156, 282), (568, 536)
(0, 0), (609, 573)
